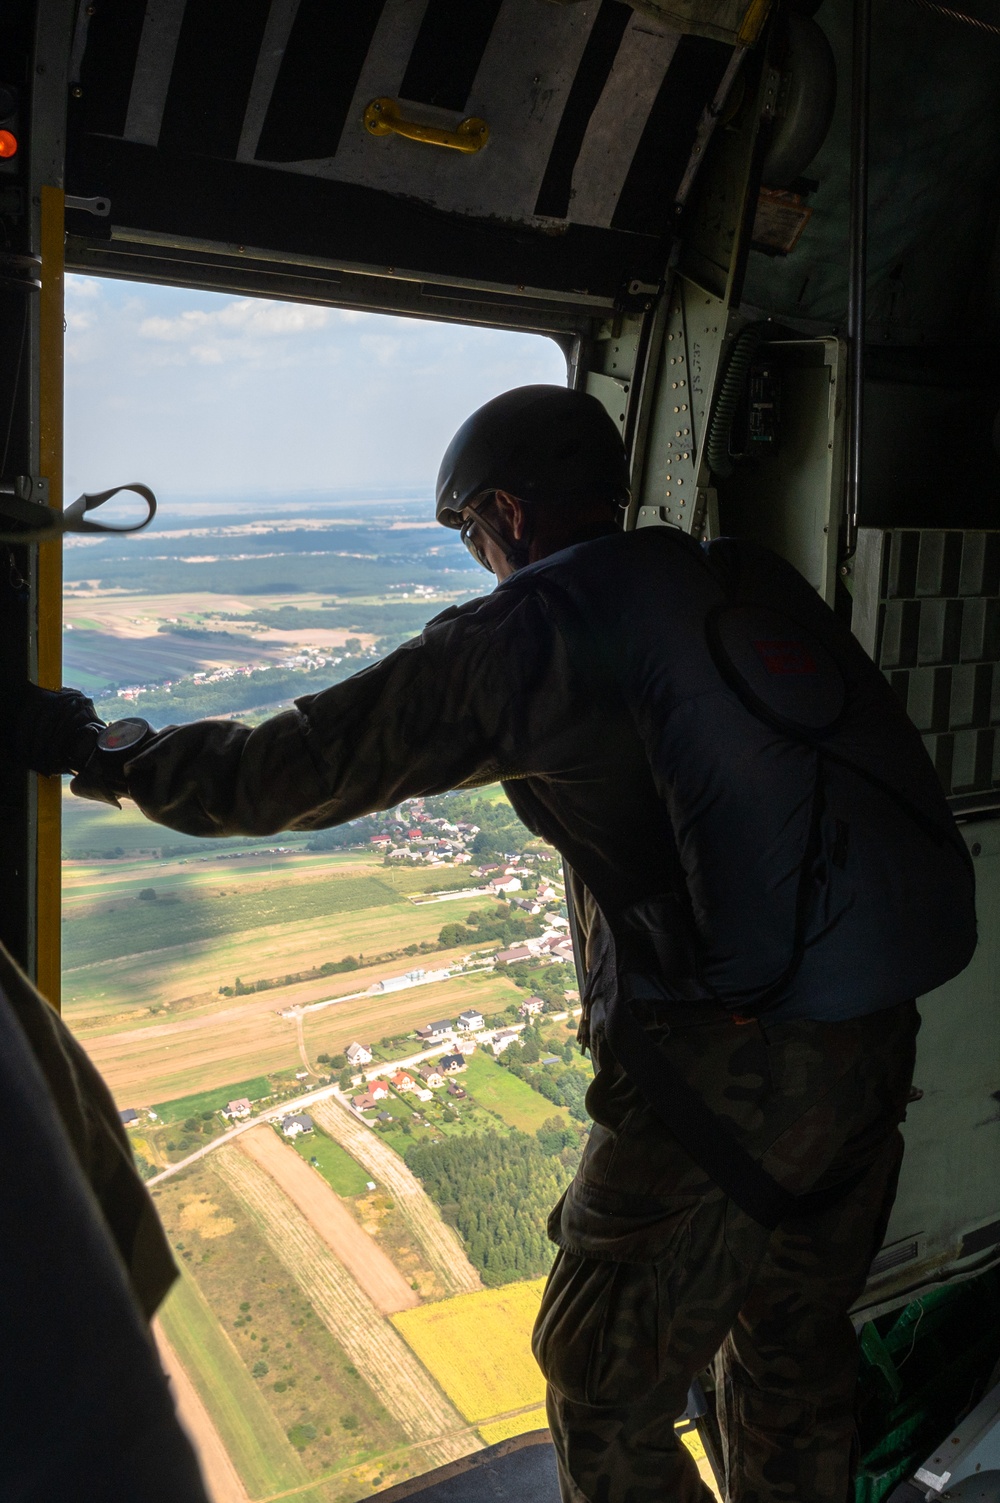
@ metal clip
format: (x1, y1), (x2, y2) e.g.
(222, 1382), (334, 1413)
(65, 194), (110, 217)
(364, 98), (489, 154)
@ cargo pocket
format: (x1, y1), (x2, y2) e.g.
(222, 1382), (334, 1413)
(534, 1251), (678, 1408)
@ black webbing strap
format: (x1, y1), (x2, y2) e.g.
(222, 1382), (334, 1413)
(604, 989), (872, 1230)
(0, 482), (156, 543)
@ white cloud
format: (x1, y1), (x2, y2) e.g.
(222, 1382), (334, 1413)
(63, 275), (567, 496)
(138, 298), (331, 342)
(65, 276), (102, 300)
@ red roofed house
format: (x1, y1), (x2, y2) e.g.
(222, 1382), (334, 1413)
(227, 1098), (252, 1119)
(392, 1070), (416, 1092)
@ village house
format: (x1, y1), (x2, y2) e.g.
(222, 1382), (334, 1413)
(282, 1113), (314, 1137)
(370, 834), (391, 848)
(495, 945), (534, 965)
(492, 1029), (523, 1056)
(414, 1086), (433, 1102)
(345, 1041), (372, 1066)
(419, 1064), (445, 1089)
(456, 1009), (484, 1031)
(368, 1081), (390, 1101)
(118, 1108), (139, 1127)
(352, 1093), (377, 1114)
(538, 884), (557, 901)
(438, 1053), (466, 1075)
(454, 1037), (477, 1056)
(392, 1070), (416, 1092)
(489, 875), (522, 893)
(415, 1019), (453, 1043)
(447, 1079), (468, 1099)
(518, 996), (546, 1018)
(226, 1098), (252, 1120)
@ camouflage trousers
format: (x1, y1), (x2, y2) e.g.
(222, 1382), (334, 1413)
(532, 1001), (919, 1503)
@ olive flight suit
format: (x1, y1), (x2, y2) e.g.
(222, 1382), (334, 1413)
(95, 528), (972, 1503)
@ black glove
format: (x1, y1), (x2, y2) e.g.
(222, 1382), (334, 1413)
(9, 685), (106, 776)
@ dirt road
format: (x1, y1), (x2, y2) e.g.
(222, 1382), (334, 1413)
(237, 1125), (418, 1314)
(311, 1097), (482, 1297)
(154, 1322), (249, 1503)
(215, 1147), (478, 1471)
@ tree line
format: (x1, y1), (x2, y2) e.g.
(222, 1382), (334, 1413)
(405, 1131), (573, 1286)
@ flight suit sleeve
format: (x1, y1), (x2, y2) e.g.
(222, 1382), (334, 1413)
(120, 605), (520, 838)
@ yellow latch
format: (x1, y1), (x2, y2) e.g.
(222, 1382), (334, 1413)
(364, 98), (489, 154)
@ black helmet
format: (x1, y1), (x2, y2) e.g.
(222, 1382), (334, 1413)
(435, 385), (630, 529)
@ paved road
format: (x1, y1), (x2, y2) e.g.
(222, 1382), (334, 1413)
(145, 1007), (580, 1187)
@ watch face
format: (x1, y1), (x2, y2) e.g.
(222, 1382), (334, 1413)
(98, 717), (151, 753)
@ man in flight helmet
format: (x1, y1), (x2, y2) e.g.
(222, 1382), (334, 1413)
(10, 385), (975, 1503)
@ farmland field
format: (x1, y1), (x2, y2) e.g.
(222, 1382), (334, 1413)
(237, 1126), (418, 1314)
(294, 1128), (371, 1197)
(459, 1050), (562, 1134)
(392, 1280), (547, 1438)
(157, 1269), (308, 1496)
(62, 481), (582, 1498)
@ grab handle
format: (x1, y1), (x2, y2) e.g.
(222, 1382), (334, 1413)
(364, 97), (489, 154)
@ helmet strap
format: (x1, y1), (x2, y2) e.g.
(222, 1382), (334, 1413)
(468, 494), (533, 572)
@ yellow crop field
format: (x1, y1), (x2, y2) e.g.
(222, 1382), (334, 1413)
(392, 1278), (546, 1439)
(478, 1407), (548, 1444)
(394, 1278), (720, 1493)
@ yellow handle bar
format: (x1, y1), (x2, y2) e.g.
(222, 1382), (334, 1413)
(363, 97), (489, 154)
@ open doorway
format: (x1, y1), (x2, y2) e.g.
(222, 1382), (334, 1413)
(61, 276), (607, 1501)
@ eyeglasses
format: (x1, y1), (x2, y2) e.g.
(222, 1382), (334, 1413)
(459, 496), (496, 572)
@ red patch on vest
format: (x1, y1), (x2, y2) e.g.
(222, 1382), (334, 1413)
(753, 639), (818, 675)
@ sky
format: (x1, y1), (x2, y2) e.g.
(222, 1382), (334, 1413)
(63, 275), (567, 503)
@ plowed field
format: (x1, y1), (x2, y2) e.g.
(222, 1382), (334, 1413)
(310, 1097), (481, 1297)
(237, 1125), (417, 1314)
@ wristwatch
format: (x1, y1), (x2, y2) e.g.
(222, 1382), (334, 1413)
(96, 717), (155, 757)
(71, 716), (156, 806)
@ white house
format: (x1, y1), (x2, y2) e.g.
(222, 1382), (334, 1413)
(518, 996), (546, 1017)
(281, 1113), (314, 1137)
(226, 1098), (252, 1119)
(456, 1009), (484, 1031)
(492, 1029), (523, 1056)
(346, 1042), (373, 1066)
(489, 876), (522, 893)
(416, 1019), (453, 1043)
(369, 1081), (390, 1101)
(419, 1064), (445, 1088)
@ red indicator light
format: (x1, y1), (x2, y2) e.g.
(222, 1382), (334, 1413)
(0, 130), (17, 159)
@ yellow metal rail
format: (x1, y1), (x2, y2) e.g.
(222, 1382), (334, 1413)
(36, 183), (64, 1010)
(364, 98), (489, 154)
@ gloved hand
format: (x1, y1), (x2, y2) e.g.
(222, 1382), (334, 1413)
(7, 685), (106, 776)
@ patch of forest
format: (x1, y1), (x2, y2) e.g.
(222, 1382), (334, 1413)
(405, 1131), (574, 1286)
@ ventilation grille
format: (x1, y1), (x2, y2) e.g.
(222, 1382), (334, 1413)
(855, 529), (1000, 797)
(869, 1238), (920, 1277)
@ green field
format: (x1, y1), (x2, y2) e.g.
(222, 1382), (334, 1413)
(294, 1128), (371, 1196)
(153, 1075), (273, 1122)
(461, 1051), (562, 1133)
(158, 1269), (308, 1495)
